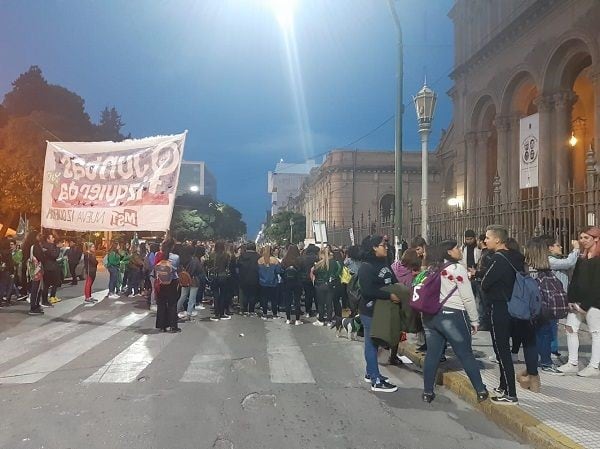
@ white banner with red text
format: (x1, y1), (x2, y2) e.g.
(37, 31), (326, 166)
(41, 132), (187, 232)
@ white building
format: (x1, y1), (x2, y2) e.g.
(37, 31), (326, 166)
(176, 161), (217, 199)
(267, 159), (319, 215)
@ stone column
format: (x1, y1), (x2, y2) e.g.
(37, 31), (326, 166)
(591, 65), (600, 162)
(553, 91), (577, 193)
(495, 115), (511, 203)
(476, 131), (489, 202)
(509, 114), (523, 199)
(534, 94), (554, 196)
(465, 131), (478, 207)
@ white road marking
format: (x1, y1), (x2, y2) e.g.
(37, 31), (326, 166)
(84, 333), (176, 383)
(0, 311), (149, 384)
(43, 290), (109, 316)
(265, 320), (315, 384)
(180, 353), (231, 383)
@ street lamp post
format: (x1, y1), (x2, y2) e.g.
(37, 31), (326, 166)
(387, 0), (404, 260)
(413, 81), (437, 242)
(290, 217), (295, 244)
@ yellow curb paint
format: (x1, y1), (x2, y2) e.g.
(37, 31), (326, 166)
(399, 343), (585, 449)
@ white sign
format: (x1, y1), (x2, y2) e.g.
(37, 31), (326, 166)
(312, 220), (328, 244)
(349, 227), (355, 245)
(41, 132), (187, 232)
(519, 113), (539, 189)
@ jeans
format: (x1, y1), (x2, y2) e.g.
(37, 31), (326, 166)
(29, 279), (42, 311)
(69, 262), (78, 284)
(177, 285), (199, 316)
(361, 314), (381, 384)
(127, 268), (141, 295)
(423, 307), (486, 394)
(239, 285), (258, 314)
(550, 319), (559, 354)
(108, 266), (119, 294)
(536, 320), (553, 367)
(260, 286), (277, 316)
(302, 282), (316, 315)
(566, 308), (600, 368)
(284, 285), (302, 321)
(315, 282), (334, 322)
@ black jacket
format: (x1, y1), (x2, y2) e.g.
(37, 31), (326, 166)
(481, 249), (525, 302)
(41, 242), (60, 273)
(298, 253), (319, 283)
(237, 251), (260, 287)
(357, 257), (398, 317)
(568, 257), (600, 311)
(67, 246), (83, 265)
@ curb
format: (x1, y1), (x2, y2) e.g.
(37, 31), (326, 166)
(398, 342), (585, 449)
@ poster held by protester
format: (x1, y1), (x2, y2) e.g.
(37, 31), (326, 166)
(41, 132), (187, 231)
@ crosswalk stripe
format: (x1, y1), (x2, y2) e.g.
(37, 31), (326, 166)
(265, 320), (315, 384)
(0, 311), (149, 384)
(43, 290), (109, 316)
(180, 353), (231, 383)
(84, 333), (176, 383)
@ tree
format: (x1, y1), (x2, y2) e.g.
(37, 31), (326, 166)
(0, 166), (43, 237)
(263, 211), (306, 245)
(98, 106), (126, 141)
(169, 194), (246, 240)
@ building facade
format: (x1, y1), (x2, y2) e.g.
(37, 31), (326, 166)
(176, 161), (217, 199)
(268, 159), (319, 215)
(427, 0), (600, 244)
(290, 150), (441, 245)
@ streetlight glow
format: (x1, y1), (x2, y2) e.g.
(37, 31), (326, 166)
(189, 185), (200, 193)
(267, 0), (298, 30)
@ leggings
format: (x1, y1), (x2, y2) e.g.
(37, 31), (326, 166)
(84, 273), (96, 299)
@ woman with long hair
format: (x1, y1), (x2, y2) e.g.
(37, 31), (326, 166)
(559, 227), (600, 377)
(312, 247), (342, 326)
(209, 241), (233, 321)
(357, 235), (399, 393)
(106, 241), (121, 299)
(421, 240), (488, 403)
(83, 242), (99, 303)
(281, 244), (303, 325)
(258, 245), (281, 319)
(26, 232), (45, 315)
(155, 238), (181, 333)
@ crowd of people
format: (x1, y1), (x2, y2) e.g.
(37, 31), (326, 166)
(1, 224), (599, 406)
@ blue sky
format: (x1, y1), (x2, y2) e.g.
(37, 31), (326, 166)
(0, 0), (454, 236)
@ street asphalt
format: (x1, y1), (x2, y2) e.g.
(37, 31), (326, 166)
(0, 272), (530, 449)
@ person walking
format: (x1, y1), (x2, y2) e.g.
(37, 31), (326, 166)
(155, 238), (180, 333)
(482, 225), (532, 404)
(559, 227), (600, 377)
(358, 235), (400, 393)
(105, 242), (121, 299)
(237, 242), (260, 316)
(257, 245), (281, 319)
(83, 243), (98, 303)
(281, 244), (303, 325)
(421, 240), (488, 403)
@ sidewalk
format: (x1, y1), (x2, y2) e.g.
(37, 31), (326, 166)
(400, 326), (599, 449)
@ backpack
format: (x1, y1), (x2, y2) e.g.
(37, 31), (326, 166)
(497, 253), (542, 320)
(27, 245), (43, 282)
(347, 273), (362, 311)
(340, 266), (352, 284)
(284, 265), (299, 283)
(409, 262), (458, 315)
(179, 265), (192, 287)
(155, 259), (174, 285)
(536, 270), (569, 320)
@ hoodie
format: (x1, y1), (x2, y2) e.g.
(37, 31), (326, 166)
(237, 251), (260, 288)
(391, 261), (415, 288)
(481, 249), (525, 302)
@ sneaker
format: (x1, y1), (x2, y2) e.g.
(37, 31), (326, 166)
(294, 320), (303, 326)
(312, 320), (326, 327)
(190, 311), (198, 317)
(210, 317), (220, 322)
(540, 365), (564, 376)
(371, 380), (398, 393)
(488, 355), (500, 364)
(551, 351), (562, 359)
(41, 302), (54, 308)
(492, 387), (506, 396)
(490, 394), (518, 405)
(261, 316), (268, 321)
(558, 362), (579, 374)
(195, 305), (206, 310)
(286, 319), (292, 324)
(221, 315), (232, 321)
(49, 296), (59, 304)
(150, 305), (158, 312)
(53, 296), (62, 303)
(84, 297), (95, 303)
(577, 365), (600, 378)
(109, 294), (120, 299)
(304, 313), (310, 319)
(364, 374), (388, 383)
(178, 311), (187, 319)
(28, 309), (44, 315)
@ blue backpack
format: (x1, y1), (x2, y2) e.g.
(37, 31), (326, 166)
(497, 253), (542, 320)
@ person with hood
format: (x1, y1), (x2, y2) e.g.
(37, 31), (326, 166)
(237, 242), (260, 315)
(482, 225), (529, 404)
(299, 243), (319, 317)
(559, 227), (600, 377)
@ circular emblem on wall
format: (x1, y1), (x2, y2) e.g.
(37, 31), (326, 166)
(521, 135), (538, 164)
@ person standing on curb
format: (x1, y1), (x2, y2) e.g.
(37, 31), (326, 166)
(482, 225), (526, 405)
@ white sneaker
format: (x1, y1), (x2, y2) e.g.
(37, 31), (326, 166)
(178, 311), (187, 319)
(150, 305), (158, 312)
(195, 305), (206, 310)
(558, 362), (579, 374)
(488, 355), (499, 364)
(285, 319), (291, 324)
(304, 313), (310, 319)
(577, 365), (600, 378)
(109, 294), (120, 299)
(294, 320), (303, 326)
(312, 320), (326, 327)
(190, 311), (198, 317)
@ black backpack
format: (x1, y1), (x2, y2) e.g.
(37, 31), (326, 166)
(284, 265), (299, 283)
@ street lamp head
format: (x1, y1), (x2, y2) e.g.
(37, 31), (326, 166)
(189, 185), (200, 193)
(413, 81), (437, 130)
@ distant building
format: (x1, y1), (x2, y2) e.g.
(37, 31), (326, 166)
(268, 159), (320, 215)
(176, 161), (217, 199)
